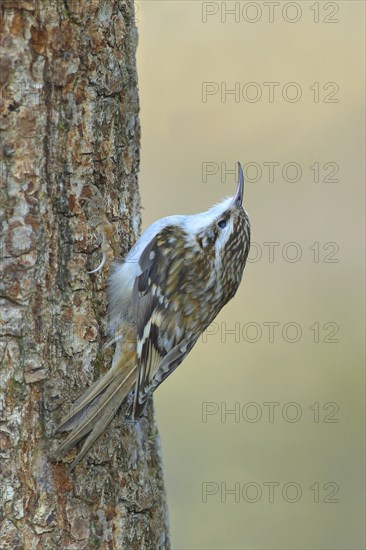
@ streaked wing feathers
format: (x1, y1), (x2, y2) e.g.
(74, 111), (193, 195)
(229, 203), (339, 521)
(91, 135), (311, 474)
(132, 226), (189, 416)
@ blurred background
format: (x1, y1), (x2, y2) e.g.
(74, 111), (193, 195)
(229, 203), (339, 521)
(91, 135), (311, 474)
(136, 2), (365, 548)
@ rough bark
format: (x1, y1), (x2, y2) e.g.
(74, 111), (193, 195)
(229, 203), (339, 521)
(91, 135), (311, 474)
(0, 1), (169, 548)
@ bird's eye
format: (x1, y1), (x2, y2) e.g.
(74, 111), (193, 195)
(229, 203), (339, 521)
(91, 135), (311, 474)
(218, 219), (227, 229)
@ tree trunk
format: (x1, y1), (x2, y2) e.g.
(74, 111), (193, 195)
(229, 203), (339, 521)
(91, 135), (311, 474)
(0, 1), (170, 547)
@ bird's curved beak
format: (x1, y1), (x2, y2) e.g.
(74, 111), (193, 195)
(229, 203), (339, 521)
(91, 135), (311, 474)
(232, 161), (244, 207)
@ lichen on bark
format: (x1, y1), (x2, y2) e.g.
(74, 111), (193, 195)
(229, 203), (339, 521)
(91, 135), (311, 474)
(0, 1), (169, 547)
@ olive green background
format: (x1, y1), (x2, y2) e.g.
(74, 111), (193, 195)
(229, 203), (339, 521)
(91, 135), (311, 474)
(136, 2), (365, 548)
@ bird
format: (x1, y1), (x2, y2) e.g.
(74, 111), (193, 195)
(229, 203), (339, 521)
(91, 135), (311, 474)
(53, 162), (251, 471)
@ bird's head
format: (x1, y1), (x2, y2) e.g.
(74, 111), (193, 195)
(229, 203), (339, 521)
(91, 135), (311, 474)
(186, 162), (251, 297)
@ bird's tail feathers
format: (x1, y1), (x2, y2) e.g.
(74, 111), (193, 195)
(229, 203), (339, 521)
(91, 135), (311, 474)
(53, 358), (136, 471)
